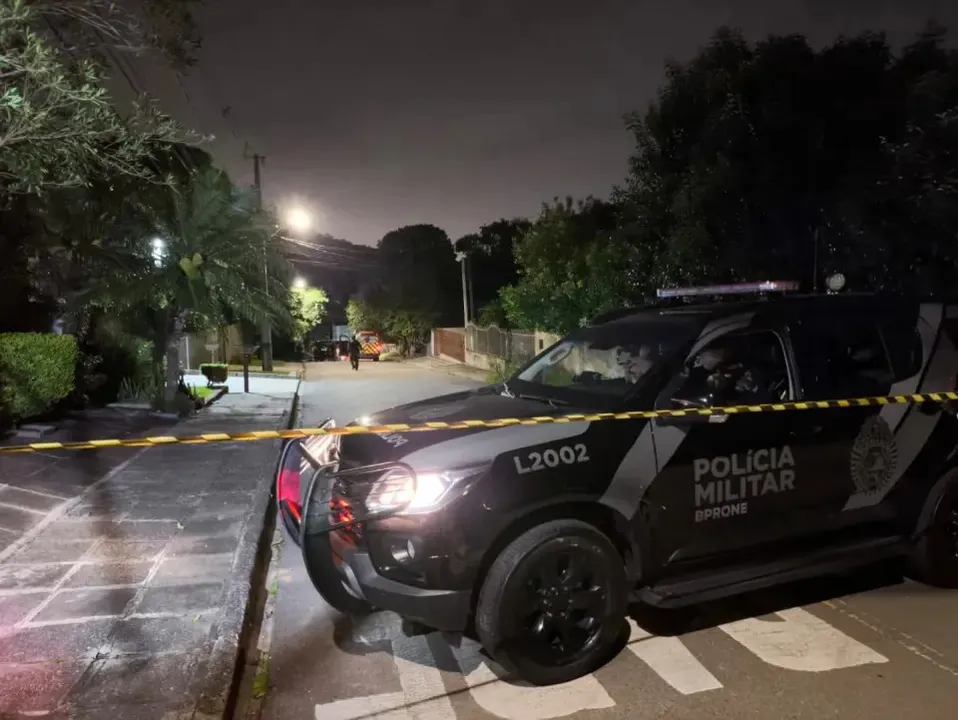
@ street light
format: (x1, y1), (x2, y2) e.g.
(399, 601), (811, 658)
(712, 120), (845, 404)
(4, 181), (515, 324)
(151, 237), (166, 268)
(292, 276), (307, 290)
(286, 207), (312, 234)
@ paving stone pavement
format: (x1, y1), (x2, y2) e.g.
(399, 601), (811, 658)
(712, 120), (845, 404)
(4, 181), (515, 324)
(0, 406), (294, 719)
(0, 410), (173, 557)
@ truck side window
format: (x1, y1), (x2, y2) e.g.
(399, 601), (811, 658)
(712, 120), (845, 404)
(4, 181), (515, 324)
(880, 322), (922, 382)
(792, 321), (894, 399)
(667, 330), (790, 408)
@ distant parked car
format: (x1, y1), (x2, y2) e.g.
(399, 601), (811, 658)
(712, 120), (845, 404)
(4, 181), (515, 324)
(312, 341), (335, 361)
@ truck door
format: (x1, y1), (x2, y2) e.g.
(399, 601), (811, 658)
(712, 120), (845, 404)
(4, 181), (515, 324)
(645, 323), (833, 570)
(787, 312), (915, 537)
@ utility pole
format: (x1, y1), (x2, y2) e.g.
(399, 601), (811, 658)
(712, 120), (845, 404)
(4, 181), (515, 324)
(456, 252), (469, 327)
(467, 262), (475, 322)
(247, 147), (273, 372)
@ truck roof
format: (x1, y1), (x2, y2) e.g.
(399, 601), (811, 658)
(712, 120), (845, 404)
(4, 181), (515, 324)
(593, 292), (946, 329)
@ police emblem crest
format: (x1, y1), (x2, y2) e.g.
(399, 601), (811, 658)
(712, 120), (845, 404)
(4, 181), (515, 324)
(849, 416), (898, 495)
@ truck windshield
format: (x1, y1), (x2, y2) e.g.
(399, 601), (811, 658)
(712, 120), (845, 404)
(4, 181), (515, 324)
(510, 315), (704, 406)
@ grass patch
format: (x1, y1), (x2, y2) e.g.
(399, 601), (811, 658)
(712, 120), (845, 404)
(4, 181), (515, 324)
(251, 651), (270, 699)
(194, 386), (215, 399)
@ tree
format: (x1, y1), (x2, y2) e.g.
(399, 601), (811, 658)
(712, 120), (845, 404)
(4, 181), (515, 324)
(290, 286), (328, 352)
(499, 198), (638, 335)
(81, 165), (292, 405)
(345, 297), (433, 356)
(615, 24), (958, 295)
(345, 297), (382, 332)
(37, 0), (204, 70)
(376, 223), (459, 326)
(0, 0), (188, 194)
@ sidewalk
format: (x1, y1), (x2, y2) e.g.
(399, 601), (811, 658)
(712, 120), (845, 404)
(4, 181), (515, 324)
(0, 383), (299, 719)
(1, 409), (175, 556)
(405, 355), (492, 383)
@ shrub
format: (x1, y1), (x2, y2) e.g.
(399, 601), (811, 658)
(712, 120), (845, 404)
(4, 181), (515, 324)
(200, 362), (229, 385)
(117, 374), (159, 403)
(0, 333), (78, 421)
(486, 355), (529, 384)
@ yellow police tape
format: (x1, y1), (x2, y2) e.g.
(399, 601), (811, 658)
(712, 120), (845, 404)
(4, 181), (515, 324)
(2, 391), (956, 455)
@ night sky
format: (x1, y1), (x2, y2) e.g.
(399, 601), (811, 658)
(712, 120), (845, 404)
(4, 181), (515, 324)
(128, 1), (958, 246)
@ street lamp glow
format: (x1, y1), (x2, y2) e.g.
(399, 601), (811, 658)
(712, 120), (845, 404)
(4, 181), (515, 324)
(286, 207), (312, 233)
(151, 237), (166, 267)
(292, 276), (307, 289)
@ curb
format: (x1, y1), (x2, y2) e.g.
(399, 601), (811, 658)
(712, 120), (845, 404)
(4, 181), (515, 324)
(226, 371), (298, 380)
(191, 375), (302, 720)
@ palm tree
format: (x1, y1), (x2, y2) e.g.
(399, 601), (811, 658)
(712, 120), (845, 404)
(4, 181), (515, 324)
(83, 165), (292, 406)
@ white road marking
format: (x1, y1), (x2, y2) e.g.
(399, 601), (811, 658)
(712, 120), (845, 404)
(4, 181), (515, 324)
(627, 619), (723, 694)
(313, 604), (893, 719)
(449, 639), (615, 720)
(314, 628), (455, 720)
(720, 607), (889, 671)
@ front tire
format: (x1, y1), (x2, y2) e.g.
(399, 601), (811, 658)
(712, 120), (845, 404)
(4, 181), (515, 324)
(907, 478), (958, 588)
(475, 519), (627, 686)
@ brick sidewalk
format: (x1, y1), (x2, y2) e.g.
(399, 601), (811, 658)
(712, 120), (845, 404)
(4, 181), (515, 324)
(0, 410), (292, 719)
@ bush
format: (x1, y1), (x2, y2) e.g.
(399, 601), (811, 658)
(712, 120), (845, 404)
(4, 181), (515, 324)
(486, 355), (529, 384)
(0, 333), (78, 421)
(80, 333), (153, 407)
(200, 362), (229, 385)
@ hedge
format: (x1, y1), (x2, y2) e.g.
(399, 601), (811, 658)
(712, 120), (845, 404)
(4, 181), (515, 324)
(200, 362), (229, 384)
(0, 333), (78, 421)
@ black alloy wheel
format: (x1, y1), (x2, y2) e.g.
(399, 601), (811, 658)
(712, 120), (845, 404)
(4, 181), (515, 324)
(908, 479), (958, 589)
(518, 546), (610, 666)
(476, 519), (627, 686)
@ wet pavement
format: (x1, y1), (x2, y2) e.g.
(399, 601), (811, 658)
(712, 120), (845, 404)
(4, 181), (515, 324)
(0, 387), (298, 718)
(0, 409), (175, 557)
(253, 361), (958, 720)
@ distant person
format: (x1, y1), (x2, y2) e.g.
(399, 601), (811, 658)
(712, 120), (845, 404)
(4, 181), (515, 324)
(348, 336), (361, 371)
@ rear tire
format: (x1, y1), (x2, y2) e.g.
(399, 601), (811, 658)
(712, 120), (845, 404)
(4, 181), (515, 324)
(907, 478), (958, 588)
(475, 519), (627, 686)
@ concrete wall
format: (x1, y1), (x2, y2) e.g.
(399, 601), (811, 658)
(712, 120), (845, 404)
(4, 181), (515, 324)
(533, 331), (562, 355)
(435, 325), (563, 373)
(464, 350), (494, 370)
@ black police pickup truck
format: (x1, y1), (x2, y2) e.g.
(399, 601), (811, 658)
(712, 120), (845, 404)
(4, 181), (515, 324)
(274, 281), (958, 686)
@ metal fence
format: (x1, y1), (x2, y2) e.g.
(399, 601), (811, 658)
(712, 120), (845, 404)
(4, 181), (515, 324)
(466, 323), (535, 362)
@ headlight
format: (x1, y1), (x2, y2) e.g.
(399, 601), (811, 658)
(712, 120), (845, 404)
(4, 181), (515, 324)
(365, 466), (485, 515)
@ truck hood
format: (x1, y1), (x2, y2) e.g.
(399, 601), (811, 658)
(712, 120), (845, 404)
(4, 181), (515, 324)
(337, 385), (593, 470)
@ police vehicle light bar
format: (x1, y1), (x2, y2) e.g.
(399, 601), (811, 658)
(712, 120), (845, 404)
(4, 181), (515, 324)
(656, 281), (800, 299)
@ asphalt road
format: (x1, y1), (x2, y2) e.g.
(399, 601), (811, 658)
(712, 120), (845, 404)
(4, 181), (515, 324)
(257, 360), (958, 720)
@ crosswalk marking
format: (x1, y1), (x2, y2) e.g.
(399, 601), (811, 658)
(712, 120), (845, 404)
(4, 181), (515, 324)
(449, 640), (615, 720)
(315, 604), (894, 719)
(314, 633), (455, 720)
(720, 607), (889, 671)
(627, 619), (723, 694)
